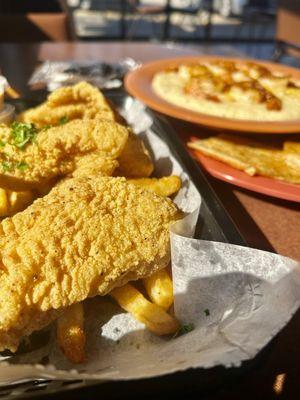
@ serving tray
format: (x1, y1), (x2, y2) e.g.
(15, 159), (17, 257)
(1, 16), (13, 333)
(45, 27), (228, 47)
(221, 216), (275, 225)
(0, 92), (266, 400)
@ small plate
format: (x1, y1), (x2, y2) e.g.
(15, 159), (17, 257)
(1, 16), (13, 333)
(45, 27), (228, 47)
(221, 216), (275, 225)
(125, 56), (300, 134)
(190, 145), (300, 202)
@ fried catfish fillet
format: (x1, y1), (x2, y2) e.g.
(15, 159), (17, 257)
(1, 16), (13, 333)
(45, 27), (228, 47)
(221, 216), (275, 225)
(20, 81), (154, 178)
(0, 119), (128, 191)
(0, 176), (179, 351)
(20, 81), (116, 128)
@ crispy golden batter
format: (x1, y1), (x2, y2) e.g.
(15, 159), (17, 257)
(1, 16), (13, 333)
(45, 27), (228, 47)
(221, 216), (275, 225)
(188, 135), (300, 184)
(0, 176), (179, 351)
(284, 141), (300, 155)
(20, 82), (154, 178)
(0, 119), (128, 190)
(71, 153), (118, 180)
(116, 131), (154, 178)
(20, 82), (115, 128)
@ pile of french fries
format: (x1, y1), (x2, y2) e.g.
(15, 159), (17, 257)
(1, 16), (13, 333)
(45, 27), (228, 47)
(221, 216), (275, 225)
(56, 176), (181, 364)
(58, 268), (178, 364)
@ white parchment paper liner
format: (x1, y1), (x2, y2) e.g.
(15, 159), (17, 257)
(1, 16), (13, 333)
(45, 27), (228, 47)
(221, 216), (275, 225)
(0, 99), (299, 385)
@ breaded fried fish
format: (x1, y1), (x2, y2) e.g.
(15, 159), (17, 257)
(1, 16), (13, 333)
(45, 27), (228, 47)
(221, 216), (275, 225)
(20, 82), (154, 178)
(20, 81), (116, 128)
(0, 119), (128, 191)
(0, 176), (180, 351)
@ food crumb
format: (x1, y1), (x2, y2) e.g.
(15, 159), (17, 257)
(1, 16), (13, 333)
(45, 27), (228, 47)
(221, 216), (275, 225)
(173, 323), (194, 338)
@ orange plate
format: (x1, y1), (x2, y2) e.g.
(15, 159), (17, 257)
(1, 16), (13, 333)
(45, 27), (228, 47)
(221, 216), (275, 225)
(125, 55), (300, 134)
(190, 146), (300, 203)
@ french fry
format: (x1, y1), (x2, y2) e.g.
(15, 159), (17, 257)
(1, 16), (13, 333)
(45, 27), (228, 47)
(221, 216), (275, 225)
(143, 269), (174, 310)
(110, 283), (179, 336)
(8, 190), (34, 215)
(5, 85), (21, 99)
(128, 176), (182, 197)
(0, 188), (8, 217)
(57, 303), (86, 364)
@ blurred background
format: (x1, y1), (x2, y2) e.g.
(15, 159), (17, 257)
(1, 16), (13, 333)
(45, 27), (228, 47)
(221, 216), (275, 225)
(0, 0), (299, 66)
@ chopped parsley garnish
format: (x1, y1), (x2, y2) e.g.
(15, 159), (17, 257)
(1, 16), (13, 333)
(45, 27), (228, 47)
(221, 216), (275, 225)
(173, 323), (194, 338)
(0, 140), (5, 148)
(10, 122), (38, 149)
(204, 309), (210, 317)
(1, 160), (29, 173)
(16, 161), (29, 171)
(1, 161), (12, 172)
(59, 116), (69, 125)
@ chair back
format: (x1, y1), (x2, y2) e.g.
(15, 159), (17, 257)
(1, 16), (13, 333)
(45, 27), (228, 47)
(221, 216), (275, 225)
(276, 0), (300, 54)
(0, 13), (71, 42)
(0, 0), (75, 42)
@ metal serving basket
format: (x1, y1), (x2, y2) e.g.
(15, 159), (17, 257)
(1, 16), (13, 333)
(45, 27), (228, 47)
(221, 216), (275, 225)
(0, 91), (261, 400)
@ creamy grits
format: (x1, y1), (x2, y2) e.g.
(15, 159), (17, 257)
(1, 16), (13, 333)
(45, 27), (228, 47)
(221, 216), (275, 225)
(152, 65), (300, 121)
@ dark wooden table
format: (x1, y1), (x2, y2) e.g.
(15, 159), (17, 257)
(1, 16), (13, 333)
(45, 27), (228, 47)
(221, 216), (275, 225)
(0, 41), (299, 399)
